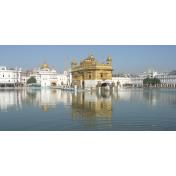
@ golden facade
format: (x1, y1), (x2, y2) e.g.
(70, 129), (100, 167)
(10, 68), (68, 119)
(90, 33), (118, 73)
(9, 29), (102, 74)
(71, 54), (113, 88)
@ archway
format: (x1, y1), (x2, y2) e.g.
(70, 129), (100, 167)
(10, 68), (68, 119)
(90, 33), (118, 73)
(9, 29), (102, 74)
(101, 83), (108, 87)
(101, 82), (111, 91)
(51, 82), (57, 87)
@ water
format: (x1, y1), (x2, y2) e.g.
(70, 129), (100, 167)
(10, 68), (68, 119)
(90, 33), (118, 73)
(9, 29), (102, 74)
(0, 88), (176, 131)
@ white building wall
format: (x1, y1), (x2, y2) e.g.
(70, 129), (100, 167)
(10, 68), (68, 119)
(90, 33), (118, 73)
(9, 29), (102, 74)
(0, 66), (21, 85)
(57, 71), (71, 86)
(57, 74), (68, 86)
(112, 77), (143, 87)
(21, 75), (28, 85)
(31, 68), (59, 87)
(131, 77), (143, 86)
(40, 75), (51, 87)
(84, 80), (98, 88)
(156, 75), (176, 84)
(112, 77), (131, 86)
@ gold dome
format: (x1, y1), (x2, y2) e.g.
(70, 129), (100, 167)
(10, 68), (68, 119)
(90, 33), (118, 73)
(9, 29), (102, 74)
(41, 63), (49, 69)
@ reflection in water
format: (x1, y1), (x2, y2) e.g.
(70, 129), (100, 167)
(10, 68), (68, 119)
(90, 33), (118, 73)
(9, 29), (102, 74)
(143, 89), (176, 106)
(71, 91), (113, 129)
(1, 88), (176, 112)
(113, 88), (176, 106)
(1, 88), (176, 130)
(0, 90), (22, 112)
(24, 88), (73, 112)
(72, 91), (112, 119)
(0, 88), (73, 112)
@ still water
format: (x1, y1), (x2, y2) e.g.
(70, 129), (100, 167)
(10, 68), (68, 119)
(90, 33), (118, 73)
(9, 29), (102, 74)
(0, 88), (176, 131)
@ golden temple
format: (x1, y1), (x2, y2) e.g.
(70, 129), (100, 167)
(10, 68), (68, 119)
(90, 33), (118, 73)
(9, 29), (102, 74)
(71, 54), (113, 88)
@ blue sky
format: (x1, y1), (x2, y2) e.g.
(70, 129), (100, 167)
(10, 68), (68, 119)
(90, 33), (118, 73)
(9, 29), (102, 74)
(0, 45), (175, 73)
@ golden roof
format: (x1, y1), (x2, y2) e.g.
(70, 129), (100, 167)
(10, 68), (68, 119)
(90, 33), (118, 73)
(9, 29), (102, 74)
(71, 54), (112, 70)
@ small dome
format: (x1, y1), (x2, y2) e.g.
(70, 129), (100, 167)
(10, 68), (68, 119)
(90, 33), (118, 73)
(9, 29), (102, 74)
(87, 54), (95, 60)
(71, 59), (77, 65)
(90, 54), (94, 59)
(107, 56), (112, 62)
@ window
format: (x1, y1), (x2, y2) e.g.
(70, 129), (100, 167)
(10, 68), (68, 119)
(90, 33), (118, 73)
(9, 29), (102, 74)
(101, 73), (103, 78)
(89, 75), (91, 79)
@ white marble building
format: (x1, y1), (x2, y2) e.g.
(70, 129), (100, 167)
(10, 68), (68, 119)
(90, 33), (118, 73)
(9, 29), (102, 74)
(57, 70), (72, 87)
(32, 64), (58, 87)
(0, 66), (22, 86)
(113, 70), (176, 88)
(22, 64), (72, 87)
(112, 77), (131, 87)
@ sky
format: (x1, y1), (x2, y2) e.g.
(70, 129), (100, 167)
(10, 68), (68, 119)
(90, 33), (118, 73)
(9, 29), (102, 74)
(0, 45), (176, 73)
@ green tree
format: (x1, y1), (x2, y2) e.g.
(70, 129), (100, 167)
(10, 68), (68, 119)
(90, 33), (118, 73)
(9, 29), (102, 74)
(152, 78), (161, 85)
(143, 77), (161, 86)
(27, 76), (37, 84)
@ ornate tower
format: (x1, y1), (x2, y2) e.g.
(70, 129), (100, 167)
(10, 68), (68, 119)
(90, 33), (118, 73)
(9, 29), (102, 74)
(106, 56), (112, 65)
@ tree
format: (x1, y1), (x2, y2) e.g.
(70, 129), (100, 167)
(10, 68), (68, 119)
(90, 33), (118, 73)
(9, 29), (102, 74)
(152, 78), (161, 85)
(27, 76), (37, 84)
(143, 77), (161, 86)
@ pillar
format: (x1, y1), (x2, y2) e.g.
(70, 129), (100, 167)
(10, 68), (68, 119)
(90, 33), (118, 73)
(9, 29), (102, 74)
(98, 87), (101, 94)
